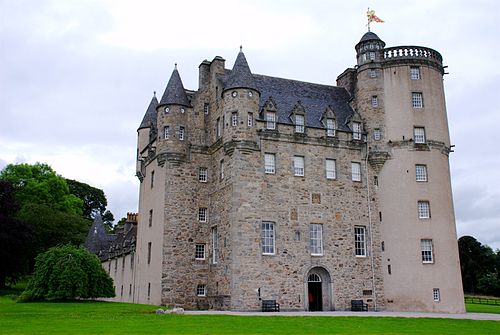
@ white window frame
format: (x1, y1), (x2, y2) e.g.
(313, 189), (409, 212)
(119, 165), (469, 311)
(198, 207), (207, 222)
(211, 226), (218, 264)
(264, 153), (276, 174)
(164, 126), (170, 139)
(371, 96), (378, 107)
(198, 167), (208, 182)
(414, 127), (426, 143)
(369, 69), (377, 78)
(373, 128), (381, 141)
(421, 239), (434, 263)
(295, 115), (305, 133)
(266, 112), (276, 130)
(219, 159), (224, 180)
(195, 244), (205, 260)
(410, 66), (421, 80)
(261, 222), (275, 255)
(369, 52), (376, 60)
(231, 112), (238, 127)
(412, 92), (423, 108)
(418, 201), (431, 219)
(352, 122), (362, 140)
(326, 118), (336, 137)
(415, 164), (428, 182)
(310, 224), (324, 256)
(204, 103), (209, 114)
(355, 226), (367, 257)
(326, 159), (336, 180)
(351, 162), (361, 182)
(179, 126), (185, 141)
(293, 156), (304, 177)
(247, 112), (253, 127)
(433, 288), (440, 302)
(196, 284), (206, 297)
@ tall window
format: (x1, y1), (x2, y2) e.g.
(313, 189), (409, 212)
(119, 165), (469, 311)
(164, 126), (170, 139)
(295, 115), (305, 133)
(326, 159), (336, 179)
(414, 127), (426, 143)
(373, 128), (381, 141)
(196, 285), (206, 297)
(310, 224), (323, 256)
(148, 209), (153, 227)
(410, 66), (421, 80)
(195, 244), (205, 260)
(150, 170), (155, 188)
(266, 111), (276, 130)
(264, 153), (276, 174)
(147, 242), (152, 264)
(179, 126), (185, 140)
(204, 103), (209, 114)
(418, 201), (431, 219)
(219, 159), (224, 180)
(355, 226), (367, 257)
(198, 167), (208, 182)
(231, 112), (238, 127)
(261, 222), (275, 255)
(247, 112), (253, 127)
(351, 162), (361, 181)
(198, 207), (207, 222)
(352, 122), (362, 140)
(326, 118), (335, 137)
(293, 156), (304, 176)
(421, 239), (434, 263)
(412, 92), (423, 108)
(416, 164), (428, 182)
(216, 117), (222, 138)
(211, 226), (218, 264)
(433, 288), (440, 302)
(371, 96), (378, 107)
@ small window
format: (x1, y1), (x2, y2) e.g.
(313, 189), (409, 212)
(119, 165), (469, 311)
(196, 285), (206, 297)
(247, 112), (253, 127)
(326, 159), (336, 179)
(295, 115), (305, 133)
(204, 103), (209, 114)
(164, 126), (170, 139)
(421, 239), (434, 263)
(410, 67), (421, 80)
(148, 282), (151, 298)
(148, 209), (153, 227)
(371, 96), (378, 107)
(211, 226), (218, 264)
(264, 153), (276, 174)
(355, 226), (367, 257)
(147, 242), (152, 264)
(198, 167), (208, 182)
(415, 164), (428, 182)
(216, 117), (222, 138)
(219, 159), (224, 180)
(179, 126), (185, 141)
(261, 222), (275, 255)
(412, 92), (423, 108)
(293, 156), (304, 176)
(433, 288), (440, 302)
(326, 118), (335, 137)
(310, 224), (323, 256)
(351, 162), (361, 182)
(414, 127), (426, 144)
(369, 52), (376, 60)
(150, 170), (155, 188)
(369, 69), (377, 78)
(195, 244), (205, 260)
(266, 111), (276, 130)
(164, 107), (170, 113)
(373, 128), (381, 141)
(352, 122), (362, 140)
(122, 257), (125, 270)
(418, 201), (431, 219)
(231, 112), (238, 127)
(198, 207), (207, 222)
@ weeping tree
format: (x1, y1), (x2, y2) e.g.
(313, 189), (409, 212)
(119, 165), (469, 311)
(20, 245), (115, 301)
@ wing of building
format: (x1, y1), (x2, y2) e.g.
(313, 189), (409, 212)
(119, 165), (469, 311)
(91, 32), (465, 313)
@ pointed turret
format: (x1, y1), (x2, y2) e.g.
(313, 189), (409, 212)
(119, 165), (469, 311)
(138, 93), (158, 130)
(224, 47), (259, 93)
(84, 213), (113, 255)
(159, 65), (191, 107)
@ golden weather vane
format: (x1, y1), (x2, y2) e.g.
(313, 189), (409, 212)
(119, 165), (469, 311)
(366, 8), (385, 32)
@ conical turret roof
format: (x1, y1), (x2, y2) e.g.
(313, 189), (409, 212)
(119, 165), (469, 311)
(159, 65), (191, 107)
(138, 94), (158, 130)
(224, 48), (259, 93)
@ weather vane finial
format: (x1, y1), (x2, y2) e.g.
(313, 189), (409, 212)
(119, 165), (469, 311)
(366, 8), (385, 32)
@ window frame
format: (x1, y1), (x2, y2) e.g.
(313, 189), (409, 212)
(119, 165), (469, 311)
(414, 127), (426, 144)
(373, 128), (381, 141)
(196, 284), (207, 297)
(418, 201), (431, 219)
(355, 226), (367, 257)
(433, 288), (440, 302)
(293, 156), (305, 177)
(410, 66), (421, 80)
(415, 164), (428, 182)
(310, 223), (324, 256)
(412, 92), (423, 108)
(266, 111), (276, 130)
(179, 126), (185, 141)
(421, 239), (434, 263)
(264, 153), (276, 174)
(231, 112), (238, 127)
(326, 118), (336, 137)
(325, 159), (336, 180)
(198, 207), (207, 222)
(219, 159), (224, 180)
(195, 244), (206, 260)
(371, 95), (378, 108)
(198, 167), (208, 182)
(351, 162), (362, 182)
(247, 112), (253, 127)
(261, 221), (276, 255)
(211, 226), (218, 264)
(352, 122), (362, 140)
(164, 126), (170, 139)
(295, 114), (305, 133)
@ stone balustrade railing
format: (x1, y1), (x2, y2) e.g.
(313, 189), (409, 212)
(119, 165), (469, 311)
(383, 46), (442, 65)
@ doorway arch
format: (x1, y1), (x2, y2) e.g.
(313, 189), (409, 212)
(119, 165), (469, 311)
(305, 267), (333, 311)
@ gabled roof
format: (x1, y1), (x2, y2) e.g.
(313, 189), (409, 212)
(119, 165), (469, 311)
(159, 66), (191, 107)
(138, 94), (158, 130)
(224, 49), (259, 93)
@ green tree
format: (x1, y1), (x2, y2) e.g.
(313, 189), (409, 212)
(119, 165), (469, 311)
(21, 244), (115, 301)
(65, 179), (108, 220)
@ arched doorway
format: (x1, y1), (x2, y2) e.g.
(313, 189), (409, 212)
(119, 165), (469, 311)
(306, 267), (332, 311)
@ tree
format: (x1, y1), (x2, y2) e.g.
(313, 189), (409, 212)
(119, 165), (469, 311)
(66, 179), (108, 220)
(20, 244), (115, 301)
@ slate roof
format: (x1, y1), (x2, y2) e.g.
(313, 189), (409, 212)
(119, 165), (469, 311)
(359, 31), (381, 43)
(138, 94), (158, 130)
(84, 214), (116, 255)
(224, 50), (259, 93)
(159, 66), (191, 107)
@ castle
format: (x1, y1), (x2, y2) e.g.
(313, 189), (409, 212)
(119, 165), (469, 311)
(90, 31), (465, 313)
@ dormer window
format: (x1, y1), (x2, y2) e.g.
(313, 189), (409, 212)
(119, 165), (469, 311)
(352, 122), (362, 140)
(326, 119), (336, 137)
(266, 112), (276, 130)
(295, 115), (305, 133)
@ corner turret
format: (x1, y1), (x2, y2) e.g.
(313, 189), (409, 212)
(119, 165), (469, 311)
(355, 31), (386, 66)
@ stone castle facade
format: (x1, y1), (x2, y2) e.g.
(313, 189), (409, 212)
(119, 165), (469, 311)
(98, 31), (465, 312)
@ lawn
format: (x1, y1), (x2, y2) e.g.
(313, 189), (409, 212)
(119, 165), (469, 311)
(0, 296), (499, 335)
(466, 302), (500, 314)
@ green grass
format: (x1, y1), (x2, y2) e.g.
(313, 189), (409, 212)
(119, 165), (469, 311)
(466, 303), (500, 314)
(0, 297), (499, 335)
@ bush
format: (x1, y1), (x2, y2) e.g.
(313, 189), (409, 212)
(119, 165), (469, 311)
(21, 245), (115, 301)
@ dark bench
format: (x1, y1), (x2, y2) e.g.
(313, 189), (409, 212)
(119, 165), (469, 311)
(262, 299), (280, 312)
(351, 299), (368, 311)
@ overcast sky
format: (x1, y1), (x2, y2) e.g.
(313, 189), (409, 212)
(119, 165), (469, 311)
(1, 0), (499, 249)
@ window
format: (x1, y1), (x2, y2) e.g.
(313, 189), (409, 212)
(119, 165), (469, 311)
(211, 226), (218, 264)
(326, 118), (335, 137)
(295, 115), (305, 133)
(412, 92), (423, 108)
(264, 153), (276, 174)
(216, 117), (222, 138)
(325, 159), (336, 179)
(416, 164), (428, 182)
(219, 159), (224, 180)
(266, 111), (276, 130)
(433, 288), (440, 302)
(114, 259), (117, 272)
(369, 69), (377, 78)
(369, 51), (376, 60)
(196, 285), (206, 297)
(421, 239), (434, 263)
(410, 66), (421, 80)
(231, 112), (238, 127)
(261, 222), (275, 255)
(164, 107), (169, 113)
(204, 103), (209, 114)
(310, 224), (323, 256)
(195, 244), (205, 260)
(418, 201), (431, 219)
(198, 207), (207, 222)
(148, 209), (153, 227)
(122, 257), (125, 270)
(374, 128), (381, 141)
(147, 242), (152, 264)
(352, 122), (362, 140)
(150, 170), (155, 188)
(293, 156), (304, 176)
(247, 112), (253, 127)
(355, 226), (367, 257)
(351, 162), (361, 182)
(414, 127), (426, 143)
(371, 96), (378, 107)
(148, 282), (151, 298)
(164, 126), (170, 139)
(179, 126), (185, 141)
(198, 167), (208, 182)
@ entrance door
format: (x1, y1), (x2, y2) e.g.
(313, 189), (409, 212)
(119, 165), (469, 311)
(308, 273), (323, 311)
